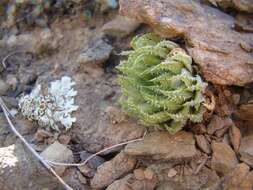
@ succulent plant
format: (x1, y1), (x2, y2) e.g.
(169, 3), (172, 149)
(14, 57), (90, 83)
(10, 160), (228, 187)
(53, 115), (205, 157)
(19, 76), (78, 131)
(117, 33), (206, 134)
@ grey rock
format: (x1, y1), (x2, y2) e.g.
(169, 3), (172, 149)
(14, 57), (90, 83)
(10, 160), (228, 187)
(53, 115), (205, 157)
(41, 141), (73, 175)
(80, 151), (105, 168)
(77, 38), (113, 66)
(78, 151), (105, 178)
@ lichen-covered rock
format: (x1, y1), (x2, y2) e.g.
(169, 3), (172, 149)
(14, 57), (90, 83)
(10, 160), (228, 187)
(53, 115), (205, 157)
(19, 76), (78, 131)
(118, 33), (206, 134)
(119, 0), (253, 86)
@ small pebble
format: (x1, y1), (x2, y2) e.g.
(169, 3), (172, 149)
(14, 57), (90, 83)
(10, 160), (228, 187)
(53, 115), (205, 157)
(144, 168), (154, 180)
(167, 168), (177, 178)
(134, 169), (145, 180)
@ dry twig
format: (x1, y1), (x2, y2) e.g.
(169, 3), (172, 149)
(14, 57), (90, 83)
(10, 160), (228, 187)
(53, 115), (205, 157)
(47, 132), (146, 167)
(0, 97), (73, 190)
(1, 51), (26, 69)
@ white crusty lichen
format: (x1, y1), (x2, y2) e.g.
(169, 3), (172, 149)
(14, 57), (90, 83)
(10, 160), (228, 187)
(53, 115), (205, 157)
(18, 76), (78, 131)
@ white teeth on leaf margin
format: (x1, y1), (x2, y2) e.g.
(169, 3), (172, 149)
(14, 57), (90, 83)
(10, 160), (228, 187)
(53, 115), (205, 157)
(19, 76), (78, 131)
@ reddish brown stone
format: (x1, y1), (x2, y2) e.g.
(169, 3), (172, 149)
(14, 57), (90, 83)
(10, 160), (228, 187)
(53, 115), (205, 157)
(119, 0), (253, 86)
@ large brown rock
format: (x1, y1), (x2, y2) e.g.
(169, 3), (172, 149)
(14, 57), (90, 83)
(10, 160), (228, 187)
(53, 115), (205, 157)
(124, 131), (197, 163)
(119, 0), (253, 86)
(211, 142), (238, 176)
(221, 163), (253, 190)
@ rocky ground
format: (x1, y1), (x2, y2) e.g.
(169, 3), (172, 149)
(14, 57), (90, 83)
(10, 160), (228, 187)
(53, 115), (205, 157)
(0, 0), (253, 190)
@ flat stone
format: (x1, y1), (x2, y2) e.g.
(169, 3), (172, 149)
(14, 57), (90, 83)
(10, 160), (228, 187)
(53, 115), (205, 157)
(119, 0), (253, 86)
(124, 131), (197, 163)
(239, 135), (253, 167)
(221, 163), (253, 190)
(211, 142), (238, 176)
(102, 15), (140, 37)
(91, 152), (136, 189)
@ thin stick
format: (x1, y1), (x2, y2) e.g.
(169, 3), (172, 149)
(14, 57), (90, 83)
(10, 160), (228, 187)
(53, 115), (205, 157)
(0, 97), (73, 190)
(47, 132), (146, 167)
(1, 51), (26, 69)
